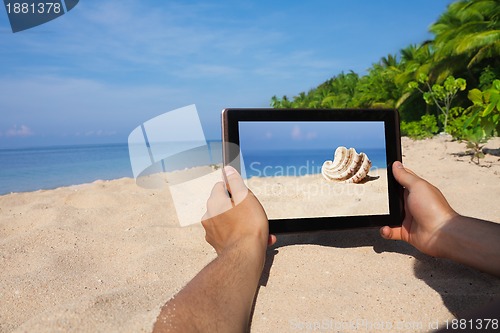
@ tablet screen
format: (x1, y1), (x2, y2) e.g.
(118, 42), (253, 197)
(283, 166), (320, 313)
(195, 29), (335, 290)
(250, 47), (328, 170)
(238, 121), (389, 219)
(222, 108), (403, 232)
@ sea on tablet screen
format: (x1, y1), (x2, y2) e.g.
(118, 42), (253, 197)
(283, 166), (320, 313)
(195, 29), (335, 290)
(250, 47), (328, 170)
(238, 121), (389, 219)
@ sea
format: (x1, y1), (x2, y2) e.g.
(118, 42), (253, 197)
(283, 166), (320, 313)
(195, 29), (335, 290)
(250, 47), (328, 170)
(0, 143), (133, 195)
(242, 148), (386, 178)
(0, 143), (386, 195)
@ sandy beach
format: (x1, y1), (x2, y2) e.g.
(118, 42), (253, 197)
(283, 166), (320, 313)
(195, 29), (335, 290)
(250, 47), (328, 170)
(247, 168), (388, 219)
(1, 135), (500, 332)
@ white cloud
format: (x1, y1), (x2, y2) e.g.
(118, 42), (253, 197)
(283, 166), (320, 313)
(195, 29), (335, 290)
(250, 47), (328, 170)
(78, 130), (117, 137)
(0, 1), (277, 75)
(0, 0), (351, 146)
(291, 125), (302, 139)
(0, 0), (337, 82)
(3, 125), (34, 137)
(252, 50), (341, 80)
(291, 127), (318, 141)
(0, 75), (189, 139)
(306, 131), (318, 140)
(0, 75), (185, 114)
(175, 64), (241, 79)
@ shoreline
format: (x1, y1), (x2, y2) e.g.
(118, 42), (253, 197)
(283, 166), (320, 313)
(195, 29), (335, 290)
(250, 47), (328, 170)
(0, 177), (134, 197)
(1, 135), (500, 332)
(2, 135), (499, 197)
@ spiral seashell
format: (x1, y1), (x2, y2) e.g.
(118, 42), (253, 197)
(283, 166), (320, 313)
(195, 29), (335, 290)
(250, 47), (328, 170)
(321, 146), (372, 183)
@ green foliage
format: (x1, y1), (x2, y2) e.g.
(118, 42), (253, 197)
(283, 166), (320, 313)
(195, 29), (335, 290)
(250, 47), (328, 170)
(463, 127), (488, 164)
(349, 54), (404, 108)
(466, 79), (500, 137)
(479, 66), (499, 89)
(401, 115), (439, 139)
(270, 71), (360, 109)
(445, 107), (471, 139)
(429, 0), (500, 81)
(269, 0), (499, 149)
(409, 75), (467, 132)
(450, 79), (500, 164)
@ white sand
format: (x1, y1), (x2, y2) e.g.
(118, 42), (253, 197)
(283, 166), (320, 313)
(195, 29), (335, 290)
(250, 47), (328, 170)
(247, 168), (388, 219)
(1, 135), (499, 332)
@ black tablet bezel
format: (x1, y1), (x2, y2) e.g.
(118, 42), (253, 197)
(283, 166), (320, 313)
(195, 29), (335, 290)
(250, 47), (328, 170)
(222, 108), (404, 234)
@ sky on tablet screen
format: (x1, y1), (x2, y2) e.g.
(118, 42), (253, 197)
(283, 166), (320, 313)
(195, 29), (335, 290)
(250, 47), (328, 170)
(239, 122), (386, 151)
(0, 0), (452, 148)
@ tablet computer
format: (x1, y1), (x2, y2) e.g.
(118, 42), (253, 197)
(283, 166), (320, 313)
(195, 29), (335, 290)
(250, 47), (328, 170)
(222, 108), (404, 234)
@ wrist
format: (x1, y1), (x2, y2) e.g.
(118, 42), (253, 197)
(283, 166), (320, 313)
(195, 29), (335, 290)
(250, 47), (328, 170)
(223, 236), (267, 271)
(431, 214), (500, 277)
(432, 213), (463, 259)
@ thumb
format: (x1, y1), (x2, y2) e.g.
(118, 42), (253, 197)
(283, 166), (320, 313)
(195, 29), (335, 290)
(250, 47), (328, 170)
(379, 225), (403, 241)
(223, 166), (248, 204)
(268, 234), (277, 246)
(392, 161), (421, 190)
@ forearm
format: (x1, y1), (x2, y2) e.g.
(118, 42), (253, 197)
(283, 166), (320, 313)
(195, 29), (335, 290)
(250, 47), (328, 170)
(436, 215), (500, 277)
(153, 238), (266, 333)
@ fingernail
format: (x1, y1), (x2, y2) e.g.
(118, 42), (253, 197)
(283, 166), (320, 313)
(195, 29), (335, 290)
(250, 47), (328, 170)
(380, 226), (389, 238)
(224, 165), (236, 176)
(394, 161), (404, 169)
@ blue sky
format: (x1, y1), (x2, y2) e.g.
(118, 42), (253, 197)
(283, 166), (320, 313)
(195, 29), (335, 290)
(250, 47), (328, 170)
(0, 0), (453, 148)
(239, 121), (385, 150)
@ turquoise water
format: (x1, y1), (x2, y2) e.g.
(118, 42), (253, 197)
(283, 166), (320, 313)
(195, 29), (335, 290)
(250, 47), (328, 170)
(242, 147), (387, 178)
(0, 143), (387, 195)
(0, 144), (133, 195)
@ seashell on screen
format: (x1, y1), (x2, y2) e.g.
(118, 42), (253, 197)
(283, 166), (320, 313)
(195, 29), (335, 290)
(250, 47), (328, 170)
(321, 146), (372, 183)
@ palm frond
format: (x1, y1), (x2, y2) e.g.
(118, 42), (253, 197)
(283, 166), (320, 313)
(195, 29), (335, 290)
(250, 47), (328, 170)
(468, 40), (500, 67)
(456, 30), (500, 54)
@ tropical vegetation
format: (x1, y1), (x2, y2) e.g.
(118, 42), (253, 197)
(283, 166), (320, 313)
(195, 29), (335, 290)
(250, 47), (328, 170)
(270, 0), (500, 152)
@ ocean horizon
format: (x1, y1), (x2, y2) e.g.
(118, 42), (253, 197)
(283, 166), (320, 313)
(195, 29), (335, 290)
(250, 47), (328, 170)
(241, 147), (386, 178)
(0, 143), (134, 195)
(0, 143), (387, 195)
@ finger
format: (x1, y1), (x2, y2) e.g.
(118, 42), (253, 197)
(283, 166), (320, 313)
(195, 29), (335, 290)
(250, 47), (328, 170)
(223, 166), (248, 204)
(392, 161), (422, 190)
(204, 181), (232, 220)
(379, 225), (403, 241)
(201, 211), (209, 222)
(268, 234), (277, 246)
(404, 167), (417, 177)
(402, 189), (412, 222)
(208, 181), (229, 202)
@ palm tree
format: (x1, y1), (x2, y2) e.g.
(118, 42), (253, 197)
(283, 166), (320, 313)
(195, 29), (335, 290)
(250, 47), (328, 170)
(430, 0), (500, 82)
(350, 54), (402, 108)
(320, 71), (359, 108)
(380, 54), (399, 68)
(396, 44), (433, 86)
(394, 44), (434, 116)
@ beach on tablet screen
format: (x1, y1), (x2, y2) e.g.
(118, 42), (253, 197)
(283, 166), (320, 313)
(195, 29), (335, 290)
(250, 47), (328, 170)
(238, 121), (389, 219)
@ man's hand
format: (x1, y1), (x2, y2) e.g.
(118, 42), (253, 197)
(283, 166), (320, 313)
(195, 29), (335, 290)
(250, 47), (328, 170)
(202, 166), (276, 256)
(153, 166), (277, 333)
(380, 161), (458, 257)
(380, 161), (500, 277)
